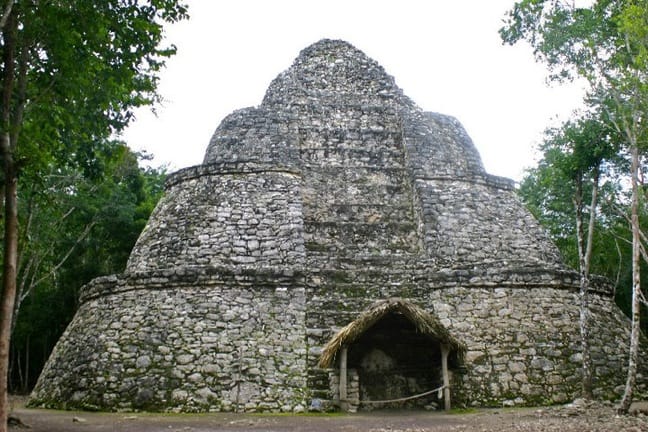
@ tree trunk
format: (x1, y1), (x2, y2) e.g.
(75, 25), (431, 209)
(0, 1), (13, 31)
(23, 336), (29, 395)
(618, 143), (641, 414)
(0, 131), (18, 432)
(575, 169), (598, 400)
(0, 10), (17, 430)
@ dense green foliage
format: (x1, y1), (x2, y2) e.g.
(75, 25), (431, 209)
(502, 0), (648, 407)
(518, 113), (617, 264)
(4, 0), (187, 176)
(10, 145), (165, 392)
(0, 0), (187, 406)
(502, 0), (648, 320)
(517, 124), (647, 329)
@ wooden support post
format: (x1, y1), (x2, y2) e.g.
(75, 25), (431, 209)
(441, 344), (451, 411)
(339, 346), (348, 412)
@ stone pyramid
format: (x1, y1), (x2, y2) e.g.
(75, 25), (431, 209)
(31, 39), (642, 412)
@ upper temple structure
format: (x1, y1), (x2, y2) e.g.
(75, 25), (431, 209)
(30, 39), (645, 412)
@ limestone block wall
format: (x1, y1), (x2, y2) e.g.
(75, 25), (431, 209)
(203, 108), (300, 166)
(261, 41), (409, 110)
(302, 166), (421, 262)
(30, 274), (308, 412)
(415, 179), (563, 266)
(403, 111), (486, 178)
(305, 268), (645, 408)
(296, 107), (404, 166)
(127, 163), (305, 272)
(430, 287), (636, 406)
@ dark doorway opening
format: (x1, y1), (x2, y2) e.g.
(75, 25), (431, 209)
(347, 312), (458, 409)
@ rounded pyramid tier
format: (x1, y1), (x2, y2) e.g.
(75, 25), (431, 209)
(125, 161), (305, 273)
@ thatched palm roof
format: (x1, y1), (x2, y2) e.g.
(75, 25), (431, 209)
(318, 298), (465, 368)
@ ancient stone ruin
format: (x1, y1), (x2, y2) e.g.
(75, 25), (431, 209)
(31, 39), (644, 412)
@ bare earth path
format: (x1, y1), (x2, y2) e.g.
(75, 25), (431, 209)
(8, 400), (648, 432)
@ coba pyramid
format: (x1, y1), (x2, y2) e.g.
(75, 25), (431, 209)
(31, 39), (643, 412)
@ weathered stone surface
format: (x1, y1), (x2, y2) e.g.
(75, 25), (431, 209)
(30, 39), (646, 413)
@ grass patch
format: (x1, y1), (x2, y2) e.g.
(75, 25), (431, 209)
(449, 407), (478, 414)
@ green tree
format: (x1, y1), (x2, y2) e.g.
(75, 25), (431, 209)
(11, 143), (166, 393)
(519, 130), (647, 331)
(501, 0), (648, 412)
(520, 113), (619, 398)
(0, 1), (187, 428)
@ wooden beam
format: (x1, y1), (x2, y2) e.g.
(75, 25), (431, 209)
(339, 346), (348, 412)
(441, 344), (451, 411)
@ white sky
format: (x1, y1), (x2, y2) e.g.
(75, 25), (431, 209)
(122, 0), (587, 182)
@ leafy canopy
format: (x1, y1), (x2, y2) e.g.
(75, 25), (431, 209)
(3, 0), (188, 177)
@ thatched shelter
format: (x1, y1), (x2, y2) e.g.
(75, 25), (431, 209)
(319, 298), (464, 368)
(319, 298), (465, 410)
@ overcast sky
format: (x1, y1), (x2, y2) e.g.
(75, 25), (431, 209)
(122, 0), (587, 182)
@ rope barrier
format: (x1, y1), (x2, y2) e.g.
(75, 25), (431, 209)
(358, 384), (445, 404)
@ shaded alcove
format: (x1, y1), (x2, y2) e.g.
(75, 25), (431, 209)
(347, 312), (460, 409)
(319, 298), (465, 411)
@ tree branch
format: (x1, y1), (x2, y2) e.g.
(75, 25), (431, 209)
(614, 237), (622, 296)
(0, 1), (12, 31)
(25, 220), (96, 299)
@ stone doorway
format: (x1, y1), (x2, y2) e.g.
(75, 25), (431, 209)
(348, 312), (445, 409)
(319, 298), (464, 411)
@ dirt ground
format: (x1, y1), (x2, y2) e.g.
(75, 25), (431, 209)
(8, 399), (648, 432)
